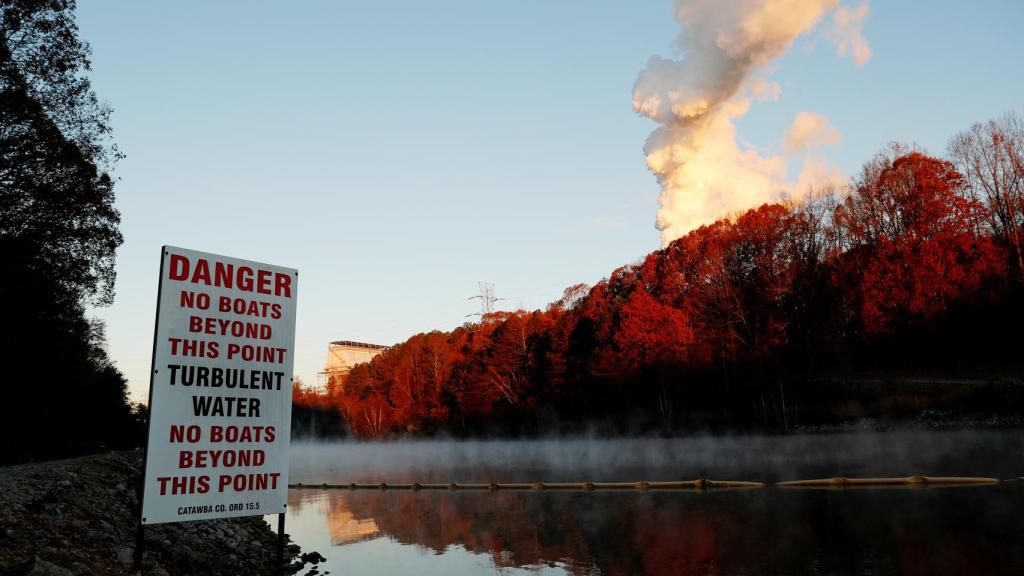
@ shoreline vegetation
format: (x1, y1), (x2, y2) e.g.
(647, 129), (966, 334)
(294, 121), (1024, 440)
(290, 406), (1024, 444)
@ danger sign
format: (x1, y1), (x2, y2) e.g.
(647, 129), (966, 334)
(140, 246), (297, 524)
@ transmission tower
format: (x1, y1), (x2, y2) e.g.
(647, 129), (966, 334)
(467, 281), (504, 317)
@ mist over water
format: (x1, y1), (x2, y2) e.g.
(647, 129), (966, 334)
(289, 429), (1024, 484)
(283, 430), (1024, 575)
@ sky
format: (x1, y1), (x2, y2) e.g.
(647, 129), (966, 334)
(75, 0), (1023, 403)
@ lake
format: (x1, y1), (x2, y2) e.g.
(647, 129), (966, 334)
(276, 430), (1024, 575)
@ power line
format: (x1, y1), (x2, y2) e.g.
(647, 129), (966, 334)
(467, 281), (505, 317)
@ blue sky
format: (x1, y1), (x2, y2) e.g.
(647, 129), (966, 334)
(76, 1), (1023, 402)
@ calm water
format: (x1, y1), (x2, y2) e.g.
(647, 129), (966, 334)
(277, 431), (1024, 575)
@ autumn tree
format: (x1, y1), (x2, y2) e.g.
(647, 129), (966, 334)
(320, 120), (1024, 439)
(948, 112), (1024, 273)
(610, 289), (693, 426)
(834, 149), (1005, 333)
(652, 220), (740, 366)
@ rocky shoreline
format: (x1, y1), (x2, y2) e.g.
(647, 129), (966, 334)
(0, 451), (323, 576)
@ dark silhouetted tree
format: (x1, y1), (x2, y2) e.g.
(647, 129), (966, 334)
(0, 0), (130, 462)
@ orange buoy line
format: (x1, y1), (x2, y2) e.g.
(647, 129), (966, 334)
(775, 476), (1000, 487)
(288, 479), (765, 491)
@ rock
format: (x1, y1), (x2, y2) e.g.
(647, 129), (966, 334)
(301, 551), (327, 564)
(40, 502), (59, 518)
(1, 452), (304, 575)
(115, 546), (134, 566)
(26, 557), (75, 576)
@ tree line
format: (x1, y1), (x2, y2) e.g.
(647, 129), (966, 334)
(296, 113), (1024, 438)
(0, 0), (141, 463)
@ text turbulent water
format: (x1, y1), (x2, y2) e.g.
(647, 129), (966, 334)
(280, 431), (1024, 575)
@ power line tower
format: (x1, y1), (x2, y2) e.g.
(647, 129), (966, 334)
(467, 281), (504, 318)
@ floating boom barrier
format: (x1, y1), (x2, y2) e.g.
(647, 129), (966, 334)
(289, 476), (1017, 492)
(775, 476), (1001, 488)
(289, 479), (764, 491)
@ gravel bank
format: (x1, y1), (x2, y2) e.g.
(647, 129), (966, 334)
(0, 451), (322, 575)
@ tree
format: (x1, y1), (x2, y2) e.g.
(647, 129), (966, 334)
(610, 289), (693, 425)
(948, 112), (1024, 273)
(834, 150), (1005, 333)
(312, 118), (1024, 438)
(0, 0), (128, 462)
(1, 0), (121, 306)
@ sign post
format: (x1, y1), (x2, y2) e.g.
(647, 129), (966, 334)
(135, 246), (297, 568)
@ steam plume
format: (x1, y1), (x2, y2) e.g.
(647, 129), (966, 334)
(829, 2), (872, 66)
(634, 0), (869, 245)
(785, 112), (842, 152)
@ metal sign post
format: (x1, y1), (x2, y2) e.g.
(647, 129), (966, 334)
(276, 512), (286, 576)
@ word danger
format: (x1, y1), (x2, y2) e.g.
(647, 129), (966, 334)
(169, 254), (293, 297)
(168, 338), (287, 363)
(155, 472), (282, 495)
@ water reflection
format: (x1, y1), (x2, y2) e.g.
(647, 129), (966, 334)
(286, 484), (1024, 575)
(283, 432), (1024, 575)
(324, 499), (379, 545)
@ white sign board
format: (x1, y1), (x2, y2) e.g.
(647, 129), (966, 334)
(141, 246), (297, 524)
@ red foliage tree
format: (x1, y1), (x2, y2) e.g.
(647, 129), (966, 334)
(834, 150), (1006, 333)
(611, 289), (693, 376)
(324, 127), (1021, 437)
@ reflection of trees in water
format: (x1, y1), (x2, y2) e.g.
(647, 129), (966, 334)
(298, 488), (1024, 576)
(315, 491), (738, 574)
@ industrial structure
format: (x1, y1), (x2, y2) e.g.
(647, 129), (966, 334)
(326, 505), (380, 545)
(467, 281), (504, 317)
(316, 340), (388, 390)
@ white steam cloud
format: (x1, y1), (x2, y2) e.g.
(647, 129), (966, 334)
(785, 111), (842, 152)
(787, 111), (846, 194)
(829, 2), (872, 66)
(634, 0), (870, 245)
